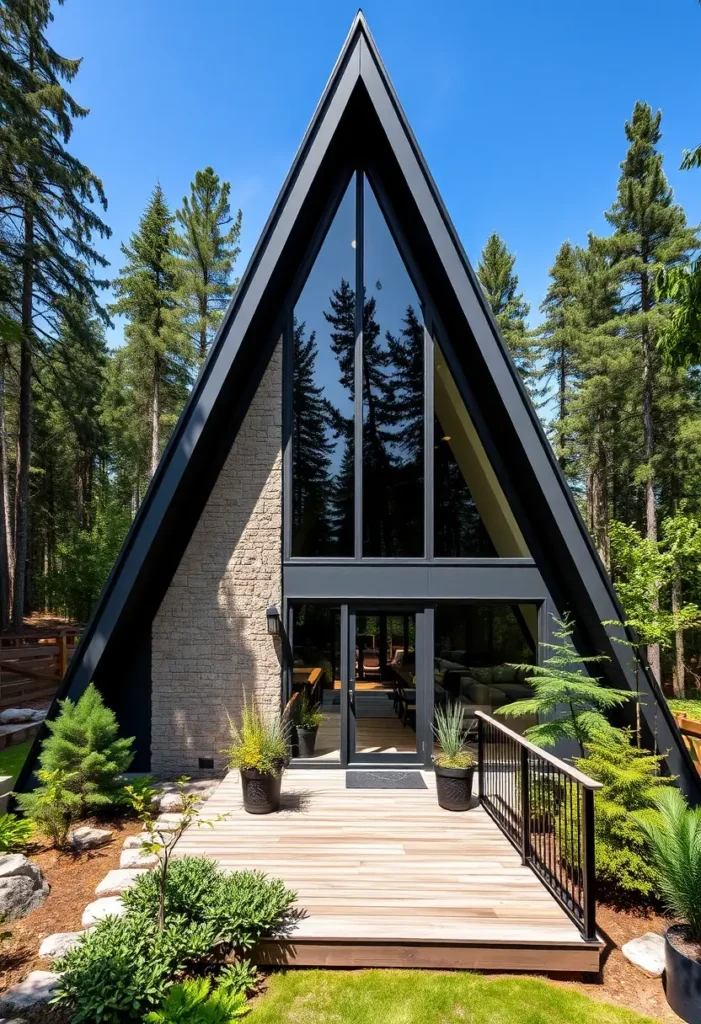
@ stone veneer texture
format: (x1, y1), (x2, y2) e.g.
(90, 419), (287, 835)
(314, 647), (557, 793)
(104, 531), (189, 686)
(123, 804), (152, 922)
(151, 343), (282, 775)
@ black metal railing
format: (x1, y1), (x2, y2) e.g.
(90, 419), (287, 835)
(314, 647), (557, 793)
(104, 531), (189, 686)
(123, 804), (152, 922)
(476, 711), (602, 942)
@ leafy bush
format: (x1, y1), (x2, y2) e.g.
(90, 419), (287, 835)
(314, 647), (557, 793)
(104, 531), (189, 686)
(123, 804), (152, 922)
(636, 787), (701, 940)
(17, 768), (78, 848)
(121, 856), (296, 953)
(55, 912), (215, 1023)
(227, 703), (288, 777)
(17, 682), (134, 821)
(574, 729), (673, 896)
(218, 959), (258, 996)
(297, 693), (323, 731)
(668, 698), (701, 722)
(433, 702), (476, 770)
(0, 812), (34, 852)
(144, 977), (247, 1023)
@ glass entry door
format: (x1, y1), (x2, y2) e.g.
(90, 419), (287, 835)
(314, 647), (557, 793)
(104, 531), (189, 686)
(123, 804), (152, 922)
(348, 607), (425, 764)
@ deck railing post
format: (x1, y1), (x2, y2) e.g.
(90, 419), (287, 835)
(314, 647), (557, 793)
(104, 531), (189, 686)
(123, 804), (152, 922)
(581, 786), (597, 941)
(477, 716), (484, 802)
(520, 744), (530, 865)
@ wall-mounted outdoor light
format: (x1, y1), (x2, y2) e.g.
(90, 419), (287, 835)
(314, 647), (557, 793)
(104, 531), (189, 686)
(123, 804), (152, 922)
(266, 605), (280, 636)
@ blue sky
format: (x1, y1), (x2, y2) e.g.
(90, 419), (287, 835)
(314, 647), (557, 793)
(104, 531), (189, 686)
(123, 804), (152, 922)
(48, 0), (701, 345)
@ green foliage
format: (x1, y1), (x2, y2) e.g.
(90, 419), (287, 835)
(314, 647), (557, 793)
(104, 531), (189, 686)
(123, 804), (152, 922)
(227, 703), (289, 777)
(657, 259), (701, 368)
(432, 702), (476, 769)
(17, 682), (134, 821)
(496, 615), (632, 755)
(296, 693), (323, 731)
(144, 977), (247, 1024)
(54, 911), (214, 1023)
(121, 855), (296, 954)
(635, 788), (701, 940)
(668, 698), (701, 721)
(17, 767), (78, 848)
(574, 729), (673, 896)
(218, 960), (258, 996)
(0, 812), (34, 852)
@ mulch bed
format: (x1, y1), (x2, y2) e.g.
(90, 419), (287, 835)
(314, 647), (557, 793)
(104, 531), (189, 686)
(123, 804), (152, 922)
(0, 815), (143, 993)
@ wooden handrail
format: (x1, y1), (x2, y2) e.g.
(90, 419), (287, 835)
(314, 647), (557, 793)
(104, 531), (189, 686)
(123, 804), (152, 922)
(474, 711), (603, 791)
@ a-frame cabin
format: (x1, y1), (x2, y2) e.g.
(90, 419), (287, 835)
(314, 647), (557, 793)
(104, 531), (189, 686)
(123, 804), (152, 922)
(16, 15), (698, 816)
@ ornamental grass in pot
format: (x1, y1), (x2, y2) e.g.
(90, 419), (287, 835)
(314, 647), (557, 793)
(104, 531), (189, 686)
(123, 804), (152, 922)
(296, 694), (324, 759)
(227, 703), (289, 814)
(636, 788), (701, 1024)
(433, 702), (476, 812)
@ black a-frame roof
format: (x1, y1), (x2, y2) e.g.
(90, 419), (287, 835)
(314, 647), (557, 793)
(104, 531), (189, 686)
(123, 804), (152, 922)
(16, 13), (700, 799)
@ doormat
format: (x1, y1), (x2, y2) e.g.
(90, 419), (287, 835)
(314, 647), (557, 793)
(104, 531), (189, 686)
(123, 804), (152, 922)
(346, 771), (427, 790)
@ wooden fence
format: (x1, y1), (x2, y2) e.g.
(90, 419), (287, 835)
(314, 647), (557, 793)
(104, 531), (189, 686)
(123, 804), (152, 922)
(0, 630), (80, 709)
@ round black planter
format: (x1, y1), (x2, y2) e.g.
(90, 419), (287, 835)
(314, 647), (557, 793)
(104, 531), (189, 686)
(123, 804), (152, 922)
(297, 725), (318, 759)
(240, 767), (283, 814)
(665, 925), (701, 1024)
(434, 763), (475, 811)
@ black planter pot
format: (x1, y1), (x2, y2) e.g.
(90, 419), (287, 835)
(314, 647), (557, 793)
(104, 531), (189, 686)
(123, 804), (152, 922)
(665, 925), (701, 1024)
(297, 725), (318, 759)
(434, 763), (475, 811)
(240, 767), (283, 814)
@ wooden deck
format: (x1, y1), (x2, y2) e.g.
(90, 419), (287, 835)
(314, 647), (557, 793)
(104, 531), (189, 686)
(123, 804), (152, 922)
(176, 768), (602, 972)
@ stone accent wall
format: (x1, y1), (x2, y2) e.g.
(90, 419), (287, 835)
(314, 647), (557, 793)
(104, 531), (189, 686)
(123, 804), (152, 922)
(151, 343), (282, 776)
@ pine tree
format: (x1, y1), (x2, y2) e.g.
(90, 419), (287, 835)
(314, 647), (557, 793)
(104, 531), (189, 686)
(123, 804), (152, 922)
(537, 242), (582, 473)
(0, 0), (111, 626)
(595, 102), (698, 680)
(17, 682), (134, 817)
(111, 185), (193, 480)
(172, 167), (241, 360)
(477, 232), (536, 394)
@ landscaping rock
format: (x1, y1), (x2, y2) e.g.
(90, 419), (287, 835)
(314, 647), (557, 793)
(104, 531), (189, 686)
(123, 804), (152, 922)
(0, 971), (61, 1011)
(122, 832), (151, 850)
(39, 931), (84, 960)
(153, 779), (219, 812)
(68, 826), (113, 851)
(153, 814), (186, 832)
(157, 790), (185, 812)
(119, 848), (159, 869)
(0, 1017), (28, 1023)
(95, 869), (147, 896)
(0, 709), (36, 725)
(621, 932), (666, 977)
(0, 856), (49, 920)
(82, 896), (125, 927)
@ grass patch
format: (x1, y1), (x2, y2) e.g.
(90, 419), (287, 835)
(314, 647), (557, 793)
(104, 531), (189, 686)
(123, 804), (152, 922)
(247, 970), (655, 1024)
(0, 742), (32, 783)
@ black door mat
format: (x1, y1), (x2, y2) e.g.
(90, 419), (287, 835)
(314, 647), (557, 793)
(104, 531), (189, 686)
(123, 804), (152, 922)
(346, 770), (427, 790)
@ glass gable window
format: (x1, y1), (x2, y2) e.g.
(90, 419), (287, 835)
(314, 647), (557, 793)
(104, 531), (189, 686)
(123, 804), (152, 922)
(291, 176), (356, 557)
(362, 179), (424, 557)
(288, 170), (529, 562)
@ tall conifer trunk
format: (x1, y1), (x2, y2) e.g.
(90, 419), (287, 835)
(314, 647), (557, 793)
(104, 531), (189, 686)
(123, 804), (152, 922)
(13, 208), (34, 627)
(641, 272), (660, 681)
(151, 355), (160, 478)
(672, 569), (685, 697)
(0, 347), (14, 615)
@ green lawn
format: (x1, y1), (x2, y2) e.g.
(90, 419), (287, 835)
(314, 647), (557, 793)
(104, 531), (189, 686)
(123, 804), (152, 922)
(0, 741), (32, 783)
(247, 970), (656, 1024)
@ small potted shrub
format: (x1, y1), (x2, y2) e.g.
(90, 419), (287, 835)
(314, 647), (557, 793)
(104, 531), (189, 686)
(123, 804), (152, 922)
(296, 694), (324, 758)
(433, 702), (476, 812)
(227, 703), (289, 814)
(637, 788), (701, 1024)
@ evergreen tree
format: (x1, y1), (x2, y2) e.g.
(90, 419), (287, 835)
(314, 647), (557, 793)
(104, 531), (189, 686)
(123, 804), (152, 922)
(172, 167), (241, 360)
(0, 0), (111, 626)
(595, 102), (698, 679)
(477, 232), (536, 394)
(111, 185), (193, 480)
(17, 682), (134, 817)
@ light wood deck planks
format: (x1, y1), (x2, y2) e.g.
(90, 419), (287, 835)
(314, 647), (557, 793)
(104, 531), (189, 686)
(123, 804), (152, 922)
(175, 768), (601, 971)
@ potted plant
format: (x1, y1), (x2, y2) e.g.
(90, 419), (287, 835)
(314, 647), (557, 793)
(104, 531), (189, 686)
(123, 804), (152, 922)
(432, 702), (476, 812)
(296, 694), (324, 758)
(227, 703), (289, 814)
(636, 788), (701, 1024)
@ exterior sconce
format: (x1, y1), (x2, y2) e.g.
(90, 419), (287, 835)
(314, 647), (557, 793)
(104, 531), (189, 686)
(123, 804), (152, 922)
(266, 605), (280, 636)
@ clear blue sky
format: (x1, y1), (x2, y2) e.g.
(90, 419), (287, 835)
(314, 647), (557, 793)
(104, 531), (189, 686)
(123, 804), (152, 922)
(48, 0), (701, 345)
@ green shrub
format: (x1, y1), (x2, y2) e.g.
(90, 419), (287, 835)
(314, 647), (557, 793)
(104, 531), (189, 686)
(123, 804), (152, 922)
(668, 698), (701, 722)
(121, 856), (296, 953)
(218, 959), (258, 996)
(574, 729), (673, 897)
(297, 694), (323, 731)
(54, 912), (215, 1023)
(17, 682), (134, 821)
(433, 702), (476, 770)
(144, 977), (247, 1023)
(636, 787), (701, 940)
(0, 812), (34, 852)
(17, 767), (79, 848)
(227, 703), (288, 777)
